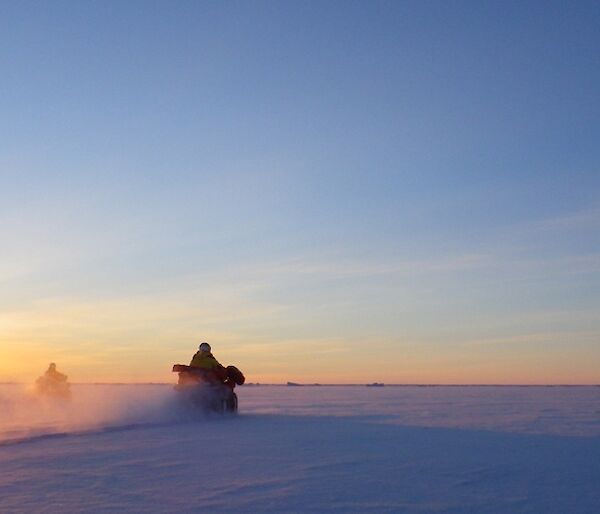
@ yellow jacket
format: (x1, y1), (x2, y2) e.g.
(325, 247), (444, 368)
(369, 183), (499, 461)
(190, 351), (222, 370)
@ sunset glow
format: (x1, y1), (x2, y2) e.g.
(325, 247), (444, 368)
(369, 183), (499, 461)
(1, 1), (599, 385)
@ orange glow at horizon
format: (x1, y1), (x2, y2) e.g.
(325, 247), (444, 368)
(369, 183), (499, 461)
(2, 299), (599, 385)
(2, 342), (599, 386)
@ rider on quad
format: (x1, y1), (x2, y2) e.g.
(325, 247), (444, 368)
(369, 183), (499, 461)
(35, 362), (71, 398)
(46, 362), (68, 382)
(190, 342), (222, 370)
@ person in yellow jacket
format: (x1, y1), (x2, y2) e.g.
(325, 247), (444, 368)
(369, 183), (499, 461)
(190, 342), (222, 370)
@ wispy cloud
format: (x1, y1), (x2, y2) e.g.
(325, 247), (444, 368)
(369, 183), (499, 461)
(496, 205), (600, 243)
(461, 330), (600, 348)
(235, 252), (493, 280)
(530, 206), (600, 232)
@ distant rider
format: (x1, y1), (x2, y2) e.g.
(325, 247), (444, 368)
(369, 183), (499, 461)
(45, 362), (68, 382)
(36, 362), (71, 398)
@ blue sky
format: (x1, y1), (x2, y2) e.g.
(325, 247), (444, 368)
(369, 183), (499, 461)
(1, 1), (599, 383)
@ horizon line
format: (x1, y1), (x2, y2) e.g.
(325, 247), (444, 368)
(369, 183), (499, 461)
(2, 382), (599, 387)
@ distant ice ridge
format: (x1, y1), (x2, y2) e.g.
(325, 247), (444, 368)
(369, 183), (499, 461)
(239, 385), (600, 437)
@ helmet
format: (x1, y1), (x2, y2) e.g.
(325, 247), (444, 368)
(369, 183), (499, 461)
(199, 342), (211, 353)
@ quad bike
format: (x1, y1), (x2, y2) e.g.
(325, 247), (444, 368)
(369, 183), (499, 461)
(172, 364), (245, 413)
(34, 375), (71, 400)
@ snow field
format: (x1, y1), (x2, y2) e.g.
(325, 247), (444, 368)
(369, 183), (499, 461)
(1, 385), (599, 513)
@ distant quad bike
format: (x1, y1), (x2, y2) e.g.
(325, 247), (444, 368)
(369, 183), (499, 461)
(35, 375), (71, 400)
(172, 364), (245, 413)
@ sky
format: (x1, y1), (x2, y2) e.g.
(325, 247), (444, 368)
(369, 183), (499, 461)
(1, 0), (599, 384)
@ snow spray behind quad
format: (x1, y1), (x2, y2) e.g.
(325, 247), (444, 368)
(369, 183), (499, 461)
(0, 384), (194, 445)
